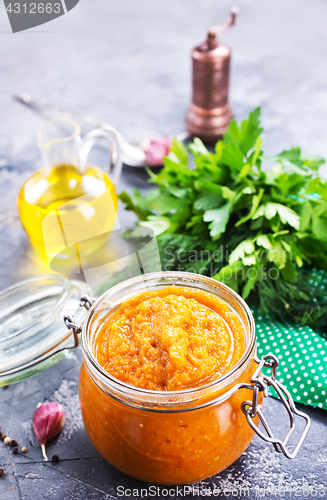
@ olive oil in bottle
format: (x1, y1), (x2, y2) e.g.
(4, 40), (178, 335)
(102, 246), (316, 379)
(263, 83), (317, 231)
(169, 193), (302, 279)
(17, 163), (118, 260)
(17, 119), (122, 265)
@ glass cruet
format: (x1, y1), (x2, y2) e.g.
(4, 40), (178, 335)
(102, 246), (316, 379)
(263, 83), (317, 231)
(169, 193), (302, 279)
(17, 118), (122, 265)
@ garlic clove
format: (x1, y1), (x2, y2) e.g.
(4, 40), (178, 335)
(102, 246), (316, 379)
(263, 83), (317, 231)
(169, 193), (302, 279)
(33, 402), (66, 461)
(143, 136), (172, 165)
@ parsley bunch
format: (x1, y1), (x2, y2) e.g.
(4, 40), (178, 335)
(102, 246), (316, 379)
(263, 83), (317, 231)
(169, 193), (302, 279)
(120, 108), (327, 327)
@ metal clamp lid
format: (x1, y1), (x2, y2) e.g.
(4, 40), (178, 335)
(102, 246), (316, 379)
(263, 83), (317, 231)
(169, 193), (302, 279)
(241, 353), (311, 459)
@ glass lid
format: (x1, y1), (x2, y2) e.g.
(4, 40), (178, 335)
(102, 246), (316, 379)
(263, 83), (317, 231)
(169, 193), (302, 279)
(0, 275), (90, 386)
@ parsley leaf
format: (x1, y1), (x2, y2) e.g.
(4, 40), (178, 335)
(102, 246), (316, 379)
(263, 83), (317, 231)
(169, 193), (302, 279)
(224, 107), (263, 156)
(203, 202), (232, 239)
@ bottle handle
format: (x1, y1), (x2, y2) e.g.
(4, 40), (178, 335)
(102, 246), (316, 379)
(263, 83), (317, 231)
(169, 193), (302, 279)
(79, 128), (122, 186)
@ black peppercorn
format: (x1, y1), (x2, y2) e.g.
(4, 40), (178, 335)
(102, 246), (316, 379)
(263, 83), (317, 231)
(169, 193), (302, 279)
(11, 440), (18, 448)
(52, 454), (59, 463)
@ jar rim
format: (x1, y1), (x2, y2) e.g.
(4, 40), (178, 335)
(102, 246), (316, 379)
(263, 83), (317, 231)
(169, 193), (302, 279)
(82, 271), (256, 408)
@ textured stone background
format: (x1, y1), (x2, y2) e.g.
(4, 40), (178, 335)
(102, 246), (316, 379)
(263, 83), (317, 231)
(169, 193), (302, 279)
(0, 0), (327, 498)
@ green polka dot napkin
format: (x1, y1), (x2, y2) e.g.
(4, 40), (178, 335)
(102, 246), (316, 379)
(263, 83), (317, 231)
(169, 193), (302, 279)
(253, 270), (327, 410)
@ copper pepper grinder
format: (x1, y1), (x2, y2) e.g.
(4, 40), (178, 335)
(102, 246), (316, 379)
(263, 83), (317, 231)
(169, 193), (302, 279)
(185, 7), (239, 143)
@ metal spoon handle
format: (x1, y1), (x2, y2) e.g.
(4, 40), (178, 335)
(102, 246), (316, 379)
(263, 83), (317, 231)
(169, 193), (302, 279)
(14, 93), (116, 133)
(13, 93), (147, 166)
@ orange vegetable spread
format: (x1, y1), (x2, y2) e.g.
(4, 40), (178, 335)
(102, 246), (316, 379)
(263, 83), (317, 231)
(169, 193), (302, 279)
(94, 287), (246, 391)
(79, 285), (258, 484)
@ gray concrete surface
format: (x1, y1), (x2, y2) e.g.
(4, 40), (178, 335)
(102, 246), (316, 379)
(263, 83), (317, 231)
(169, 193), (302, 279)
(0, 0), (327, 499)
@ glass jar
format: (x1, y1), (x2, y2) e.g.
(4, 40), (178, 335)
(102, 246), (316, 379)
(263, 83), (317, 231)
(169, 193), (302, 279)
(74, 272), (310, 485)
